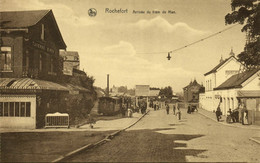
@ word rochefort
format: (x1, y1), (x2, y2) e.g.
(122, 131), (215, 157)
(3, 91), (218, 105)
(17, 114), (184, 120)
(105, 8), (128, 13)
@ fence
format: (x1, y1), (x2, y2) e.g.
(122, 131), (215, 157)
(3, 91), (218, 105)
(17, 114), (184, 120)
(45, 112), (69, 128)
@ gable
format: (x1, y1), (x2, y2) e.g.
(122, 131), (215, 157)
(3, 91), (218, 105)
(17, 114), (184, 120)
(0, 10), (66, 49)
(204, 56), (241, 76)
(242, 70), (260, 90)
(0, 10), (49, 28)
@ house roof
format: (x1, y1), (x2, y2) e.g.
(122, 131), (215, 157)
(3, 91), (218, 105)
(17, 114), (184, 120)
(183, 79), (203, 89)
(214, 68), (260, 90)
(0, 10), (50, 28)
(0, 10), (66, 49)
(204, 56), (238, 76)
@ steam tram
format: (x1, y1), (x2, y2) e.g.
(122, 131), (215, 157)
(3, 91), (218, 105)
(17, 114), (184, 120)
(98, 96), (133, 116)
(98, 97), (122, 115)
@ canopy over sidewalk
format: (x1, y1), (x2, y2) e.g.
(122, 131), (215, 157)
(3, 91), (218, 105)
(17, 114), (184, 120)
(0, 78), (89, 93)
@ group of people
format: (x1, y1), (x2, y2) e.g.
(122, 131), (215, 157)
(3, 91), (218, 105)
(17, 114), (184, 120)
(187, 105), (198, 114)
(165, 103), (181, 120)
(151, 101), (160, 111)
(215, 102), (249, 125)
(121, 104), (133, 118)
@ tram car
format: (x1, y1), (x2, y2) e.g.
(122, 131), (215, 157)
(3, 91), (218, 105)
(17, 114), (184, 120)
(98, 96), (122, 115)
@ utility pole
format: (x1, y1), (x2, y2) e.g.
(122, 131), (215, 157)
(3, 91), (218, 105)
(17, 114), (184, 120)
(106, 74), (109, 97)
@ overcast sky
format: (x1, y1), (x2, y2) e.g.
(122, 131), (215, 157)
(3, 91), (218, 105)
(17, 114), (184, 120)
(1, 0), (246, 92)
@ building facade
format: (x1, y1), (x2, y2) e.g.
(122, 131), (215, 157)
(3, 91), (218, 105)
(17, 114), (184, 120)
(199, 50), (243, 113)
(60, 51), (80, 75)
(213, 68), (260, 125)
(183, 79), (205, 103)
(0, 10), (72, 129)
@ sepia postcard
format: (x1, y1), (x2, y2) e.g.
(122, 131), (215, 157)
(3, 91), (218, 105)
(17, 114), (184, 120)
(0, 0), (260, 162)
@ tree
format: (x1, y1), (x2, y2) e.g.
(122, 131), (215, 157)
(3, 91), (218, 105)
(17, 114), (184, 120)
(225, 0), (260, 68)
(118, 86), (127, 93)
(159, 86), (173, 99)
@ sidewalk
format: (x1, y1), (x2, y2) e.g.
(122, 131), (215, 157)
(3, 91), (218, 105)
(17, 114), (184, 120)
(198, 108), (260, 130)
(0, 112), (144, 133)
(198, 108), (260, 145)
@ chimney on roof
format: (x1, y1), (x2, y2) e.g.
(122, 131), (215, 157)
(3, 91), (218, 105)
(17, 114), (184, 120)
(229, 47), (235, 57)
(107, 74), (109, 97)
(219, 54), (224, 63)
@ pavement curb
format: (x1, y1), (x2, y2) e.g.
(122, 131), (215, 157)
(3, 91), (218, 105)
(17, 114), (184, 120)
(198, 110), (260, 130)
(51, 110), (150, 162)
(249, 137), (260, 145)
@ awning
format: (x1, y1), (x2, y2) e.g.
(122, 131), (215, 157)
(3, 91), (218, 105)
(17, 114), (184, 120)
(0, 78), (89, 94)
(0, 78), (68, 92)
(237, 90), (260, 98)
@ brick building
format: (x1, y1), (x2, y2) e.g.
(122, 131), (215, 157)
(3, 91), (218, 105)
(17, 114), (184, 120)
(0, 10), (90, 129)
(183, 79), (205, 103)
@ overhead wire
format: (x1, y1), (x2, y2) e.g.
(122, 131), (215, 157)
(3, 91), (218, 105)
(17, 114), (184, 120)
(136, 24), (240, 55)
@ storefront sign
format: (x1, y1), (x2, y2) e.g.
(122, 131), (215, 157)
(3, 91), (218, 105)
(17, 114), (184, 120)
(32, 41), (55, 54)
(135, 85), (149, 96)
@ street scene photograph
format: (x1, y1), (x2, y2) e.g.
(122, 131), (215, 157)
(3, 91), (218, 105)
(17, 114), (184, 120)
(0, 0), (260, 162)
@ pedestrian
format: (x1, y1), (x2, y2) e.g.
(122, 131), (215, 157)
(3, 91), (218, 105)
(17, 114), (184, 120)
(173, 105), (176, 115)
(166, 103), (169, 114)
(216, 103), (222, 122)
(176, 107), (181, 120)
(127, 108), (133, 118)
(121, 104), (126, 117)
(187, 105), (191, 114)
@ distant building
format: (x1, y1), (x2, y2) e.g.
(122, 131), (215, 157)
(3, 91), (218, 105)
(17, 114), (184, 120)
(183, 79), (205, 103)
(60, 51), (80, 76)
(111, 85), (119, 94)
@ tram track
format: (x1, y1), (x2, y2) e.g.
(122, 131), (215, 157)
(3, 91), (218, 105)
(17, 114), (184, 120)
(52, 110), (150, 162)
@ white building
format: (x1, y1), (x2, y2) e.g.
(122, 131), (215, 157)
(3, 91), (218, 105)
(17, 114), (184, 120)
(199, 50), (243, 113)
(214, 68), (260, 125)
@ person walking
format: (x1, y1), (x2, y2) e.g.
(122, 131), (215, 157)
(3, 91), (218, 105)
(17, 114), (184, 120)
(176, 107), (181, 120)
(187, 105), (191, 114)
(127, 107), (133, 118)
(121, 104), (126, 117)
(216, 103), (222, 122)
(173, 104), (176, 115)
(166, 103), (170, 114)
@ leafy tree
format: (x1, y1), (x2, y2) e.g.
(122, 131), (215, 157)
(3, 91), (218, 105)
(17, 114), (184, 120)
(118, 86), (128, 93)
(127, 88), (135, 96)
(159, 86), (173, 98)
(150, 87), (160, 90)
(225, 0), (260, 68)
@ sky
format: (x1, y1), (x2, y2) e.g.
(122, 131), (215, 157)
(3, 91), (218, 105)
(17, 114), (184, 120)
(1, 0), (246, 92)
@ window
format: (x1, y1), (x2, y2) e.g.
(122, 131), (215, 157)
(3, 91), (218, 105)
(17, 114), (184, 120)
(0, 102), (31, 117)
(0, 47), (12, 71)
(50, 57), (54, 72)
(15, 102), (19, 117)
(41, 24), (45, 40)
(39, 54), (42, 72)
(0, 102), (3, 116)
(10, 102), (14, 117)
(21, 102), (26, 117)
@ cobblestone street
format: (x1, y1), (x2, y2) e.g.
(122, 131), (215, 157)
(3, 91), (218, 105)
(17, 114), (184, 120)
(67, 108), (260, 162)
